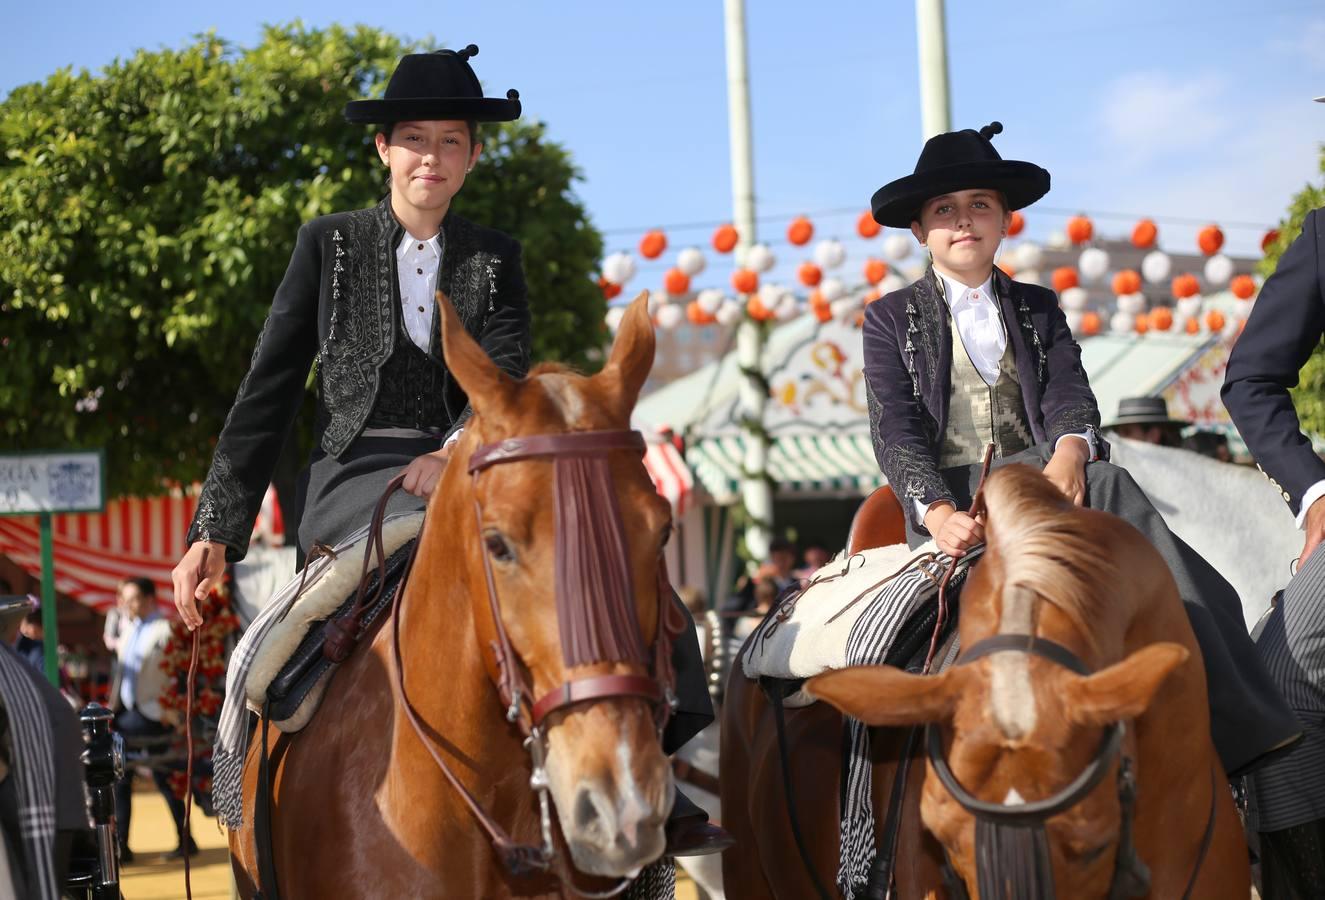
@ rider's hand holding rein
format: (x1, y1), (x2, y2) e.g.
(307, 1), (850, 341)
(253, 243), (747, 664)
(1042, 435), (1089, 506)
(402, 445), (453, 498)
(172, 540), (226, 631)
(925, 503), (984, 558)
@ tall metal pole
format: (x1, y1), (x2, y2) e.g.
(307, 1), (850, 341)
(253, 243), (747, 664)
(915, 0), (952, 139)
(723, 0), (772, 564)
(40, 512), (59, 686)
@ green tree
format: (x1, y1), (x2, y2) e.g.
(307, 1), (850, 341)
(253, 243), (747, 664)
(0, 23), (605, 499)
(1259, 145), (1325, 438)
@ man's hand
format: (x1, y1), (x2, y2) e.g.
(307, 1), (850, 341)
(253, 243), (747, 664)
(1043, 437), (1089, 506)
(1303, 496), (1325, 565)
(402, 446), (453, 498)
(925, 503), (985, 557)
(171, 541), (226, 631)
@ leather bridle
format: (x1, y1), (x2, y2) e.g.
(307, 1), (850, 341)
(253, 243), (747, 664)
(385, 428), (683, 894)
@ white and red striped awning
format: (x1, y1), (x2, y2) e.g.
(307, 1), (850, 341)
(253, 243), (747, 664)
(643, 440), (695, 515)
(0, 486), (284, 612)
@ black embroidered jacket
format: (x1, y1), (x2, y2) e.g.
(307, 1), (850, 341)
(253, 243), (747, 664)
(187, 198), (530, 559)
(862, 267), (1103, 530)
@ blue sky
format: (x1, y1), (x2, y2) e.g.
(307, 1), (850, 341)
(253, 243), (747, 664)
(6, 1), (1324, 288)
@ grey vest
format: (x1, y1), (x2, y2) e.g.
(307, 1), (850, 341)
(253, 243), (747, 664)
(939, 298), (1035, 469)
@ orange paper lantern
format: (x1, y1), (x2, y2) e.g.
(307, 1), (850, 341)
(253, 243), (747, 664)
(1197, 225), (1225, 257)
(1261, 229), (1280, 253)
(1148, 306), (1174, 331)
(863, 258), (889, 285)
(863, 289), (882, 305)
(732, 268), (759, 295)
(1131, 219), (1158, 249)
(997, 260), (1016, 278)
(686, 301), (716, 325)
(798, 262), (823, 287)
(1205, 309), (1226, 332)
(857, 211), (881, 239)
(712, 224), (739, 254)
(1066, 215), (1094, 245)
(1111, 269), (1142, 296)
(639, 229), (668, 259)
(746, 294), (775, 321)
(1171, 273), (1201, 299)
(1185, 317), (1200, 335)
(1052, 267), (1080, 292)
(1007, 211), (1026, 237)
(809, 290), (832, 323)
(1134, 314), (1150, 334)
(787, 216), (814, 246)
(598, 276), (622, 300)
(664, 268), (691, 296)
(1080, 311), (1102, 336)
(1230, 274), (1256, 300)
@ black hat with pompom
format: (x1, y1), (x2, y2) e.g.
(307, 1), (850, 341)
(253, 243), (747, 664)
(344, 44), (521, 125)
(870, 122), (1049, 228)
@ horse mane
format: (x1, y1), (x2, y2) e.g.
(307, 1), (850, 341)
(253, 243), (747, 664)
(982, 465), (1121, 654)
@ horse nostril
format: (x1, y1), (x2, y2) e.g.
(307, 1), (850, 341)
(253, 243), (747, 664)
(573, 787), (603, 836)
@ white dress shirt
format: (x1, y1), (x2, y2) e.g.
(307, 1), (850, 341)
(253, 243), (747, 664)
(396, 232), (443, 353)
(1298, 480), (1325, 529)
(917, 269), (1096, 524)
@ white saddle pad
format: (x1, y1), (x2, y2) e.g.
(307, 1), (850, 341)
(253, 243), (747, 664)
(742, 540), (972, 705)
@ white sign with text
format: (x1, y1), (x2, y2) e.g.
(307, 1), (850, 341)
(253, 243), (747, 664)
(0, 451), (105, 515)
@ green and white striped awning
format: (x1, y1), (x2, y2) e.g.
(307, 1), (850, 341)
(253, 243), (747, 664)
(686, 433), (884, 503)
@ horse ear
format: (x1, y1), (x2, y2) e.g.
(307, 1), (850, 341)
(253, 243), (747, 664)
(437, 291), (516, 419)
(598, 292), (656, 413)
(1062, 642), (1189, 728)
(807, 665), (967, 726)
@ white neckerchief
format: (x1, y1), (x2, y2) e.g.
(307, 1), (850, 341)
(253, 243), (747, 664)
(396, 232), (444, 353)
(937, 269), (1004, 386)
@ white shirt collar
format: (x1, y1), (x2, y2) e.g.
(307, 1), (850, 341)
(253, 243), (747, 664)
(936, 269), (995, 309)
(395, 231), (442, 260)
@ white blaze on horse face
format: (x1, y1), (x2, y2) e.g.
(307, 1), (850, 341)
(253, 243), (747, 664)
(540, 374), (587, 427)
(991, 585), (1037, 740)
(1003, 787), (1027, 806)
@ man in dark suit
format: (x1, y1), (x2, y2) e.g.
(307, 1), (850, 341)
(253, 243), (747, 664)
(1222, 153), (1325, 896)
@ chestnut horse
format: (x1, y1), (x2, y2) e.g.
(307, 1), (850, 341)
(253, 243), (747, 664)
(719, 486), (951, 899)
(810, 465), (1249, 898)
(229, 294), (680, 898)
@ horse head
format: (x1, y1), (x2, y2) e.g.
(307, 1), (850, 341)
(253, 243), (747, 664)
(434, 291), (674, 879)
(809, 465), (1190, 899)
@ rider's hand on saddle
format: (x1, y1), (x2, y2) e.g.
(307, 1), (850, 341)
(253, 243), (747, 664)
(1302, 496), (1325, 564)
(402, 446), (453, 498)
(172, 540), (226, 631)
(1043, 439), (1089, 506)
(927, 504), (985, 557)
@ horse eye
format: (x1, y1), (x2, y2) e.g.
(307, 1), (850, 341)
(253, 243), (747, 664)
(483, 531), (515, 563)
(659, 522), (674, 553)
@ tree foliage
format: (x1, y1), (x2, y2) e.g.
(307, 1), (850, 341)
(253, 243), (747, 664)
(0, 23), (604, 497)
(1258, 144), (1325, 438)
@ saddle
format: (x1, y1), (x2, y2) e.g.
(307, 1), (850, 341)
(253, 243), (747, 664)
(244, 513), (423, 733)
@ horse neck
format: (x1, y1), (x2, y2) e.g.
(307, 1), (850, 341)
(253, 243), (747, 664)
(377, 497), (538, 858)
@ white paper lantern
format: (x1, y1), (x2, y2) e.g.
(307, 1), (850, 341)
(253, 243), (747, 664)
(1116, 292), (1147, 315)
(744, 243), (776, 273)
(830, 296), (860, 320)
(1234, 298), (1255, 320)
(1016, 242), (1043, 271)
(655, 303), (684, 330)
(1111, 310), (1136, 335)
(677, 247), (707, 276)
(881, 272), (908, 294)
(696, 288), (724, 314)
(1065, 310), (1084, 333)
(883, 233), (913, 261)
(646, 292), (664, 315)
(1018, 269), (1042, 286)
(602, 252), (636, 285)
(1060, 287), (1089, 311)
(774, 292), (800, 321)
(1078, 247), (1110, 283)
(1046, 230), (1069, 250)
(1203, 254), (1234, 286)
(715, 299), (743, 327)
(820, 277), (846, 302)
(903, 264), (926, 282)
(1141, 251), (1172, 284)
(1222, 315), (1240, 338)
(814, 239), (847, 270)
(605, 306), (626, 332)
(1176, 296), (1203, 319)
